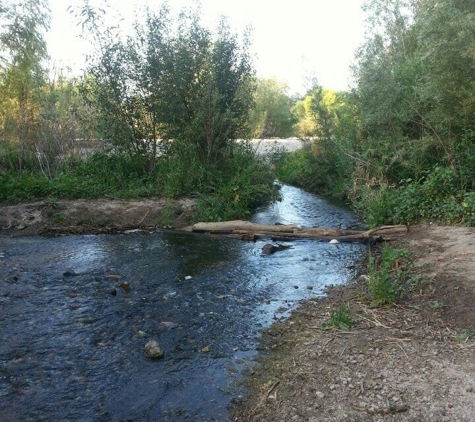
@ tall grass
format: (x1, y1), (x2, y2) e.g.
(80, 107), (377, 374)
(0, 142), (278, 222)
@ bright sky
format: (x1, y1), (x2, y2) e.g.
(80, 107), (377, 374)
(46, 0), (366, 95)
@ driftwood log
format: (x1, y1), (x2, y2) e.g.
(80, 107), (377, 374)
(189, 220), (408, 243)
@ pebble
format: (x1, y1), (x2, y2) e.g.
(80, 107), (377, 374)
(316, 392), (325, 398)
(63, 269), (77, 277)
(144, 340), (164, 359)
(159, 321), (179, 330)
(367, 405), (378, 414)
(466, 385), (473, 392)
(110, 288), (117, 296)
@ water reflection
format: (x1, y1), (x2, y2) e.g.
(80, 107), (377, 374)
(0, 185), (365, 421)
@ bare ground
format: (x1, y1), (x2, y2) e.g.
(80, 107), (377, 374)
(233, 225), (475, 421)
(0, 197), (197, 236)
(1, 200), (474, 421)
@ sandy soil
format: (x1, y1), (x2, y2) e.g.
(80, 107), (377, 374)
(0, 197), (197, 236)
(1, 199), (474, 421)
(233, 225), (475, 422)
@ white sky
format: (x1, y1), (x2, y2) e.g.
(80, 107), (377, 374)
(46, 0), (366, 95)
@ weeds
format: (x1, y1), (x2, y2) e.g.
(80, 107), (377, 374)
(431, 300), (445, 309)
(366, 246), (409, 307)
(2, 143), (277, 224)
(322, 303), (353, 331)
(455, 328), (475, 342)
(156, 204), (175, 229)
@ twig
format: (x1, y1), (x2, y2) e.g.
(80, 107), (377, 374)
(374, 338), (411, 342)
(359, 315), (392, 329)
(138, 209), (150, 225)
(259, 380), (280, 406)
(396, 342), (409, 359)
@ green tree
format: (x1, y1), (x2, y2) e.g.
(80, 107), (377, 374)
(0, 0), (51, 170)
(292, 95), (317, 139)
(79, 3), (256, 167)
(249, 77), (296, 138)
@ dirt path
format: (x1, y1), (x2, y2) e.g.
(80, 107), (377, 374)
(233, 225), (475, 422)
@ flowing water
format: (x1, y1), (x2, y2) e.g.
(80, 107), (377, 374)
(0, 185), (365, 421)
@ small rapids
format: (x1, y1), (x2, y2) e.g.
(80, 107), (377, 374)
(0, 185), (366, 421)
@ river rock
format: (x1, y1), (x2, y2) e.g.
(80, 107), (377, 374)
(159, 321), (179, 330)
(144, 340), (164, 359)
(261, 243), (292, 255)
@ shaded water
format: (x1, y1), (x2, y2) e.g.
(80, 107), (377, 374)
(0, 185), (365, 421)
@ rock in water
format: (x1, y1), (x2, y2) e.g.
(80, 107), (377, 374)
(144, 340), (164, 359)
(261, 243), (292, 255)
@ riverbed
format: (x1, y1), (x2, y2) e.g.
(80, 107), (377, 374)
(0, 185), (365, 421)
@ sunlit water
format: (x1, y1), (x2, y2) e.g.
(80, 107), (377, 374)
(0, 185), (365, 421)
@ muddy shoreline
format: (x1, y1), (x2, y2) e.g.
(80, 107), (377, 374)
(233, 225), (475, 421)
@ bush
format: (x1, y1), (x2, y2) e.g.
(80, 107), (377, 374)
(1, 143), (278, 223)
(195, 143), (279, 221)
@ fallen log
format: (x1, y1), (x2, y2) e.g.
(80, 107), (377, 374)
(190, 221), (408, 242)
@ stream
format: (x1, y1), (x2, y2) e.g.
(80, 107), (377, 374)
(0, 184), (366, 421)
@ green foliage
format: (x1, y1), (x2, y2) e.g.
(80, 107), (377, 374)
(455, 328), (475, 342)
(274, 140), (354, 201)
(366, 246), (409, 307)
(79, 4), (255, 167)
(0, 0), (51, 171)
(195, 143), (278, 221)
(248, 78), (296, 138)
(353, 166), (475, 227)
(322, 303), (354, 331)
(1, 144), (277, 223)
(276, 0), (475, 228)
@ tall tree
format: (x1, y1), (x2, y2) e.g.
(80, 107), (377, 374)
(79, 3), (256, 167)
(0, 0), (51, 170)
(249, 77), (296, 138)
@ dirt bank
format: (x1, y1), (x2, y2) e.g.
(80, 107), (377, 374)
(233, 225), (475, 422)
(0, 198), (197, 236)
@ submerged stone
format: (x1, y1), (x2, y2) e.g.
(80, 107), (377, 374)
(145, 340), (164, 360)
